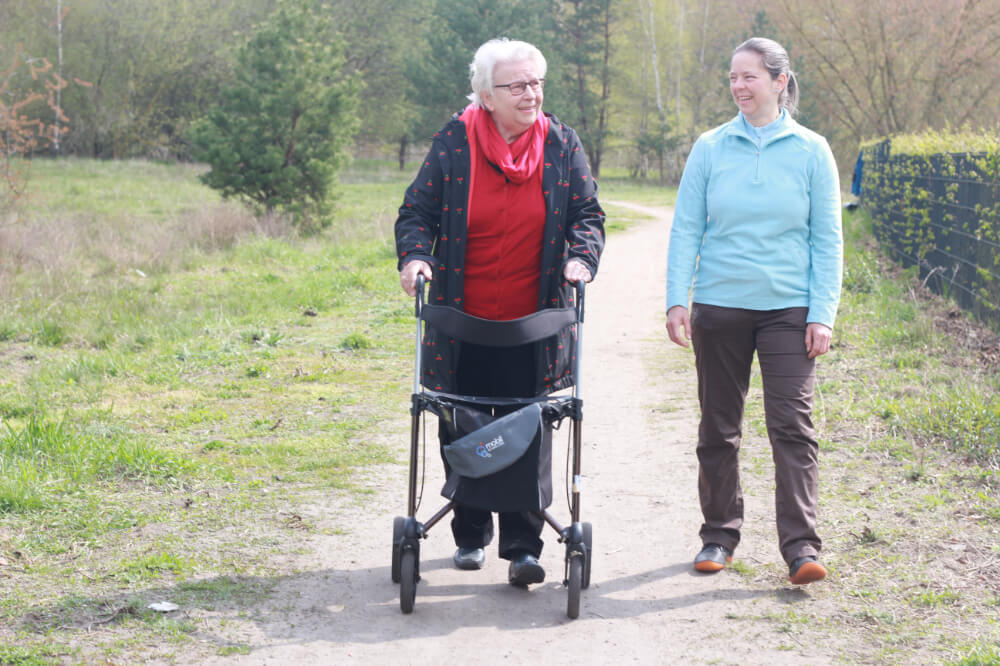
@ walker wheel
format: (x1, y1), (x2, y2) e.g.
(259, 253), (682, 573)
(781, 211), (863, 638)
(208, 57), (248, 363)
(400, 549), (418, 614)
(391, 516), (404, 583)
(582, 521), (593, 589)
(566, 554), (583, 619)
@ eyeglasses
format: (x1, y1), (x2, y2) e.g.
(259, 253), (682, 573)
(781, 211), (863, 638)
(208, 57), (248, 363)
(493, 79), (545, 96)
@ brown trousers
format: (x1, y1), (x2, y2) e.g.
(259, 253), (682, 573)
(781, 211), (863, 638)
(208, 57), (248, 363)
(691, 303), (821, 564)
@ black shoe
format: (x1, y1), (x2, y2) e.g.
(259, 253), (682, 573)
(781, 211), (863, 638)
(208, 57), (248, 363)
(788, 555), (826, 585)
(693, 543), (733, 573)
(507, 552), (545, 586)
(453, 547), (485, 570)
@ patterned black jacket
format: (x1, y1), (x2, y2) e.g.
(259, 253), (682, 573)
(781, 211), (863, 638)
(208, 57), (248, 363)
(395, 111), (605, 395)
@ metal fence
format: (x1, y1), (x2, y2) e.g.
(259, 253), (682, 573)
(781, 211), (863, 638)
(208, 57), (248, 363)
(860, 140), (1000, 329)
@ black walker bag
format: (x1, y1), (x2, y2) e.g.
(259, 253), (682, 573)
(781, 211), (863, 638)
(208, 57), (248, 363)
(436, 401), (553, 513)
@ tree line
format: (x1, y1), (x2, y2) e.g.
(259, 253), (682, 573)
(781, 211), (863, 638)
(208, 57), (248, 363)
(3, 0), (998, 183)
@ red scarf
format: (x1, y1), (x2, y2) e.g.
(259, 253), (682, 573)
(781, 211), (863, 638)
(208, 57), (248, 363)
(460, 104), (548, 231)
(460, 103), (548, 184)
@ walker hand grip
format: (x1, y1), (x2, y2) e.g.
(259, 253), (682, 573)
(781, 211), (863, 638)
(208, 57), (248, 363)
(575, 280), (585, 323)
(415, 274), (425, 317)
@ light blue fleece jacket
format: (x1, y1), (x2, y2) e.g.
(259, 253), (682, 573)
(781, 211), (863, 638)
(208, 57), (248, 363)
(666, 111), (843, 328)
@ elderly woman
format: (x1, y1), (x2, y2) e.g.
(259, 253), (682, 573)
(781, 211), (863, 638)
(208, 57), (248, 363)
(666, 37), (842, 585)
(394, 38), (605, 587)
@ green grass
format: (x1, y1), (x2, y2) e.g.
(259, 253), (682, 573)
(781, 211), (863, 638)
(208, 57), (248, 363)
(23, 157), (220, 219)
(729, 559), (756, 577)
(835, 209), (1000, 466)
(600, 174), (677, 208)
(0, 158), (416, 658)
(0, 414), (191, 513)
(951, 641), (1000, 666)
(597, 168), (677, 233)
(0, 641), (75, 665)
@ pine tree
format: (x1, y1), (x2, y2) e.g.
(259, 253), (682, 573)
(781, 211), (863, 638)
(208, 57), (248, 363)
(188, 0), (358, 228)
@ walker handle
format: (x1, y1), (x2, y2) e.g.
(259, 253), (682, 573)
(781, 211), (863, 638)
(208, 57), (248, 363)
(413, 273), (427, 395)
(415, 273), (426, 317)
(574, 280), (585, 323)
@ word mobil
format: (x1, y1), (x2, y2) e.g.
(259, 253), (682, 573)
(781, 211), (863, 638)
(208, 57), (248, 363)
(475, 435), (505, 458)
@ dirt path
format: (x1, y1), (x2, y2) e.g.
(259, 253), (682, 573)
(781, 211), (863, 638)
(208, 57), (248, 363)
(199, 205), (845, 665)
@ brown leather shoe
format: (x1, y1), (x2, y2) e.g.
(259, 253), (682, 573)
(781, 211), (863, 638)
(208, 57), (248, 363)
(693, 543), (733, 573)
(788, 555), (827, 585)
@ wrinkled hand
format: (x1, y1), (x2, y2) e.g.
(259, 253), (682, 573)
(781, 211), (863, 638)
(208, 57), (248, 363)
(399, 260), (433, 297)
(563, 259), (593, 284)
(805, 322), (832, 359)
(666, 305), (691, 348)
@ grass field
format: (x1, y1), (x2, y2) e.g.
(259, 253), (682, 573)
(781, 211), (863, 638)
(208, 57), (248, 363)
(1, 158), (417, 663)
(0, 157), (998, 664)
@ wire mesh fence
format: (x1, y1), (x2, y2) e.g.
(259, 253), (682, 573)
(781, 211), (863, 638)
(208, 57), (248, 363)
(860, 140), (1000, 329)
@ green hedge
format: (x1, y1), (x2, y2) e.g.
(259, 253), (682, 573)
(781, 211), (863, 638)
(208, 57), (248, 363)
(859, 129), (1000, 329)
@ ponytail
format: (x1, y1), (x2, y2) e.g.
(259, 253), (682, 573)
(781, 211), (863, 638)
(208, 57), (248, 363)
(783, 71), (799, 116)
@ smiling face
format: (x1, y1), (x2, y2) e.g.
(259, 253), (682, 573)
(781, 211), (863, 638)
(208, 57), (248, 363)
(483, 58), (544, 143)
(730, 49), (786, 127)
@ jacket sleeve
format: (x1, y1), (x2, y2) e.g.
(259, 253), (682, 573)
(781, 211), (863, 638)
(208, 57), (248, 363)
(806, 138), (843, 328)
(563, 129), (606, 278)
(394, 143), (444, 271)
(666, 136), (709, 312)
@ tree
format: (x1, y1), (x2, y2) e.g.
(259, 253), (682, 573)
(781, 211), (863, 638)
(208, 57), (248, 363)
(550, 0), (615, 177)
(762, 0), (1000, 167)
(188, 0), (359, 227)
(609, 0), (743, 182)
(322, 0), (433, 167)
(634, 0), (670, 181)
(403, 0), (550, 166)
(0, 0), (276, 159)
(0, 42), (72, 209)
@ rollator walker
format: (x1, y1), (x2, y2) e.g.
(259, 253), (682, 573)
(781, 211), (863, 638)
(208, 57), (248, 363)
(391, 275), (593, 619)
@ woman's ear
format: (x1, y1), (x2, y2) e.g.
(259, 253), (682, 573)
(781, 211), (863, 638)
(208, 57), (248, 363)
(774, 72), (788, 94)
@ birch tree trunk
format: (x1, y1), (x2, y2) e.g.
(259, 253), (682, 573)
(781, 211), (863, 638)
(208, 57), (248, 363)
(640, 0), (665, 119)
(674, 0), (685, 130)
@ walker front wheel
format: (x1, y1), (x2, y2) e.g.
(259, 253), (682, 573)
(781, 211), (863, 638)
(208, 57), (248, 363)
(399, 549), (418, 614)
(566, 555), (583, 619)
(391, 516), (405, 583)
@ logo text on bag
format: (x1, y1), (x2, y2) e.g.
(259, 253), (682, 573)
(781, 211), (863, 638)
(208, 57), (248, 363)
(475, 435), (505, 458)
